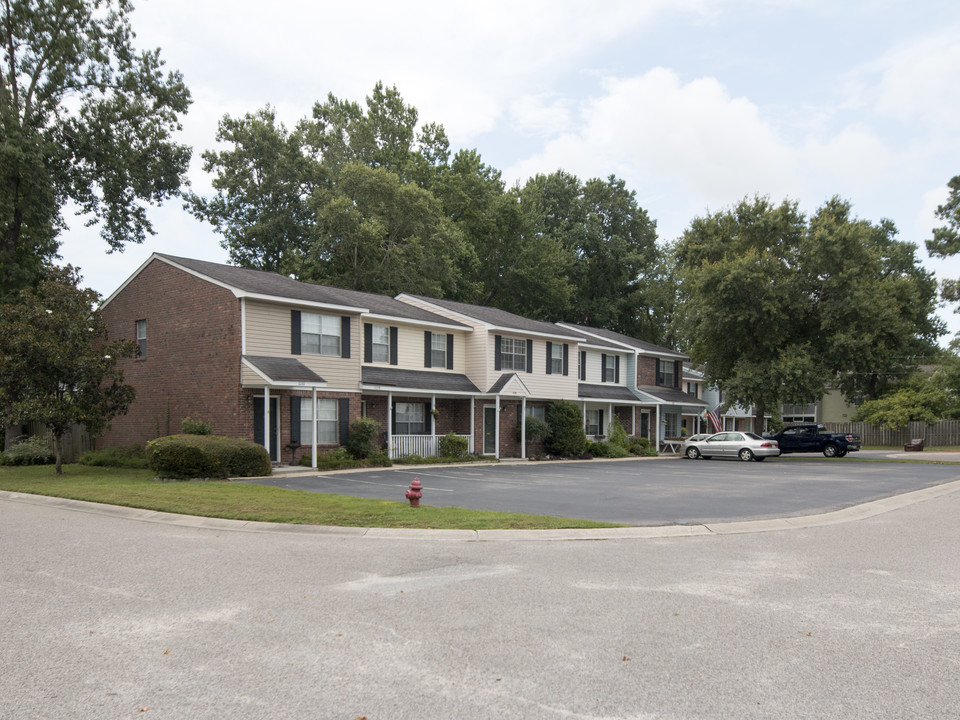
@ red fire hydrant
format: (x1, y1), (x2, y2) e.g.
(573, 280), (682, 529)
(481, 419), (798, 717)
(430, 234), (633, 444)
(405, 478), (423, 508)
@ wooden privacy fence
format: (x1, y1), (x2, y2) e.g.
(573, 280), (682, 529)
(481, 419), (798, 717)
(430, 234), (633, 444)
(824, 420), (960, 447)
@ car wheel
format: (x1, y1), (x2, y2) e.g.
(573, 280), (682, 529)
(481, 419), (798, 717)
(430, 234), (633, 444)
(686, 446), (701, 460)
(837, 449), (847, 457)
(739, 448), (754, 462)
(823, 443), (839, 458)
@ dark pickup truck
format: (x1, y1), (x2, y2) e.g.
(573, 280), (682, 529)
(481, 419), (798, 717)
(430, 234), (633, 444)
(764, 424), (861, 458)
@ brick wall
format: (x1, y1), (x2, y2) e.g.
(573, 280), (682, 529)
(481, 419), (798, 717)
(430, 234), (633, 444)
(637, 357), (658, 386)
(99, 259), (242, 449)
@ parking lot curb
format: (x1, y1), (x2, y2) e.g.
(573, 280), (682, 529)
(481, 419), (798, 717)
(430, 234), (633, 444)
(4, 476), (960, 542)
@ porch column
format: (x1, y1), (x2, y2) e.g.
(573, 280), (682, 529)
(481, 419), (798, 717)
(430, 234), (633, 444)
(387, 391), (393, 459)
(470, 397), (475, 454)
(311, 388), (317, 469)
(655, 404), (661, 450)
(431, 393), (437, 445)
(608, 402), (613, 436)
(521, 397), (526, 460)
(582, 401), (587, 434)
(495, 395), (500, 460)
(632, 406), (636, 436)
(264, 386), (271, 459)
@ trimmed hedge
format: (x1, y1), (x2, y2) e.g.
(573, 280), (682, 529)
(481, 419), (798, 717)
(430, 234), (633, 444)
(146, 434), (271, 479)
(438, 433), (469, 459)
(79, 445), (148, 469)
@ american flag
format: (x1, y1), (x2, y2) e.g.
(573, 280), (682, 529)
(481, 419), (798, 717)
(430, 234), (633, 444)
(707, 409), (722, 433)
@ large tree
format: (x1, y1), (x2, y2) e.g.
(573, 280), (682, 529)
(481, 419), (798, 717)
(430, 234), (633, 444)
(927, 175), (960, 314)
(185, 107), (315, 276)
(0, 0), (192, 298)
(675, 195), (943, 429)
(0, 266), (137, 473)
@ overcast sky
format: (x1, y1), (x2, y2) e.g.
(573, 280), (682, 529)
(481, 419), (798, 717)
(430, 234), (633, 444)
(59, 0), (960, 340)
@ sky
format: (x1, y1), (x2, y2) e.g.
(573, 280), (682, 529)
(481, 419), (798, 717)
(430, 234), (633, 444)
(58, 0), (960, 340)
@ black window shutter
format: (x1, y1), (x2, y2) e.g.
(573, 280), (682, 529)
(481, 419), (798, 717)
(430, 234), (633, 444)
(391, 402), (397, 435)
(599, 409), (604, 435)
(425, 399), (432, 436)
(580, 351), (586, 381)
(674, 360), (681, 387)
(601, 354), (607, 382)
(389, 327), (398, 365)
(563, 344), (569, 376)
(291, 310), (301, 355)
(338, 398), (350, 445)
(526, 339), (533, 373)
(340, 317), (351, 358)
(494, 335), (502, 371)
(615, 356), (621, 384)
(290, 397), (301, 444)
(364, 323), (373, 363)
(424, 331), (432, 368)
(657, 359), (663, 386)
(446, 334), (454, 370)
(545, 341), (553, 374)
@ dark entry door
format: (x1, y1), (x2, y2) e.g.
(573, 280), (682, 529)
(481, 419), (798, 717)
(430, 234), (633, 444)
(253, 397), (279, 462)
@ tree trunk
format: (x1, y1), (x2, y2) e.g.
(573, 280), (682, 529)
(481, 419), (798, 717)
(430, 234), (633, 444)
(754, 401), (766, 435)
(53, 432), (63, 475)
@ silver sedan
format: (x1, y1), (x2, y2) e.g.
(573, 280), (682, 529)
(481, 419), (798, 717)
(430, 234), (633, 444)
(684, 431), (780, 462)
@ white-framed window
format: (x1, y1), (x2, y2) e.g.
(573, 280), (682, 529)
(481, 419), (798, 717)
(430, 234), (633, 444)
(587, 409), (601, 436)
(301, 398), (338, 444)
(395, 402), (425, 435)
(501, 337), (526, 371)
(550, 344), (563, 374)
(135, 319), (146, 358)
(603, 355), (616, 382)
(782, 403), (817, 424)
(431, 333), (447, 368)
(302, 313), (341, 356)
(658, 359), (675, 387)
(526, 406), (546, 420)
(371, 325), (390, 363)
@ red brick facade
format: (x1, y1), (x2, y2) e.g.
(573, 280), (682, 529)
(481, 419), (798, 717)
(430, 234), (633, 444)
(99, 260), (242, 449)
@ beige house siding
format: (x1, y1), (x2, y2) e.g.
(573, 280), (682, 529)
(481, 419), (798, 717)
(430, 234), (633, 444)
(243, 299), (361, 389)
(486, 335), (579, 400)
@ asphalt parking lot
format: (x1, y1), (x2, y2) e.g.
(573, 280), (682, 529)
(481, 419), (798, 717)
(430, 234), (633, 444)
(244, 453), (960, 525)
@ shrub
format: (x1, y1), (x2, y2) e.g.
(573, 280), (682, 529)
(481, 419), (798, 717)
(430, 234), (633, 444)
(627, 436), (650, 455)
(587, 440), (629, 458)
(79, 445), (148, 468)
(180, 417), (212, 435)
(545, 400), (587, 457)
(517, 415), (550, 445)
(608, 415), (629, 451)
(346, 417), (380, 459)
(300, 447), (392, 470)
(146, 434), (270, 479)
(0, 435), (55, 466)
(438, 433), (469, 459)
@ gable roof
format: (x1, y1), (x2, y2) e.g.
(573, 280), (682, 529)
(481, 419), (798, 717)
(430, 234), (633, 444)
(242, 356), (326, 386)
(400, 294), (584, 341)
(556, 322), (687, 359)
(105, 254), (468, 330)
(361, 367), (480, 394)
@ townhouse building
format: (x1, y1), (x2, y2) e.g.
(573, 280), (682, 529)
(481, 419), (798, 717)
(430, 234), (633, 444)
(99, 254), (701, 463)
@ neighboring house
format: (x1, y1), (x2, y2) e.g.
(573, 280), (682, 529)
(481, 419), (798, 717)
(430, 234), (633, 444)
(557, 324), (707, 443)
(100, 254), (706, 462)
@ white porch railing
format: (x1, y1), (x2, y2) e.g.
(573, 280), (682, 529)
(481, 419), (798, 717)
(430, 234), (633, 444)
(391, 434), (473, 458)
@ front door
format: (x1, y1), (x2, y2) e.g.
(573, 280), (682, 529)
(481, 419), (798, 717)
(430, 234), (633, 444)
(483, 405), (497, 455)
(253, 397), (279, 462)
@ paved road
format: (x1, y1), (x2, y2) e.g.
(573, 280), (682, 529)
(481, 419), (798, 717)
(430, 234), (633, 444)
(245, 454), (960, 525)
(2, 489), (959, 719)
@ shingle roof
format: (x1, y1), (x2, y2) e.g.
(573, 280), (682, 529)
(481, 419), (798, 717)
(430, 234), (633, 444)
(243, 356), (325, 384)
(638, 385), (707, 406)
(578, 383), (642, 402)
(402, 294), (584, 340)
(558, 322), (687, 358)
(157, 254), (468, 328)
(362, 367), (480, 393)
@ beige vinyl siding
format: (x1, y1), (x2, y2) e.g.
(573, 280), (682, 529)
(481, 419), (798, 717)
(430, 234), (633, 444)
(486, 335), (579, 400)
(243, 299), (361, 389)
(391, 325), (467, 373)
(585, 349), (628, 385)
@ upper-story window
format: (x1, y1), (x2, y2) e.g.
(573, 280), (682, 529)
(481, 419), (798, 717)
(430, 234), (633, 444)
(371, 325), (390, 363)
(135, 319), (146, 358)
(603, 354), (616, 382)
(657, 359), (676, 387)
(431, 333), (447, 368)
(501, 337), (526, 371)
(302, 313), (341, 356)
(686, 382), (698, 396)
(549, 343), (563, 374)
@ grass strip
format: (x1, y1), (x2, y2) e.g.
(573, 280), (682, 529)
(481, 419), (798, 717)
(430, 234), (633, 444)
(0, 465), (623, 530)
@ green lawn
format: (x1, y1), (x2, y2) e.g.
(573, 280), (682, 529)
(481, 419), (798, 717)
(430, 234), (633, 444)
(0, 465), (623, 530)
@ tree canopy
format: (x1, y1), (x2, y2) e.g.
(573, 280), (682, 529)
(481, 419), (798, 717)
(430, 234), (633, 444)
(673, 195), (942, 428)
(927, 175), (960, 316)
(0, 266), (137, 472)
(0, 0), (192, 298)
